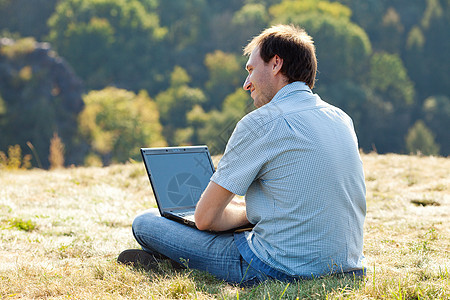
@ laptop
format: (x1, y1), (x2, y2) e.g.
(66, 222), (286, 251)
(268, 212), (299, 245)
(140, 145), (215, 228)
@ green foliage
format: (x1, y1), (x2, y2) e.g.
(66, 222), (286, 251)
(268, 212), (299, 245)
(230, 3), (270, 52)
(202, 1), (270, 61)
(0, 92), (6, 115)
(0, 0), (59, 39)
(421, 0), (443, 29)
(170, 87), (252, 154)
(222, 88), (252, 115)
(47, 0), (168, 92)
(302, 14), (372, 84)
(155, 66), (206, 145)
(3, 217), (37, 231)
(377, 7), (404, 53)
(405, 120), (440, 156)
(318, 81), (386, 153)
(197, 89), (252, 155)
(406, 26), (425, 50)
(405, 0), (450, 101)
(204, 51), (244, 110)
(79, 87), (166, 165)
(233, 3), (269, 27)
(157, 0), (208, 52)
(55, 17), (115, 88)
(178, 104), (208, 145)
(0, 37), (35, 59)
(335, 0), (385, 32)
(196, 110), (236, 155)
(270, 2), (372, 84)
(422, 95), (450, 156)
(369, 52), (415, 106)
(270, 0), (352, 22)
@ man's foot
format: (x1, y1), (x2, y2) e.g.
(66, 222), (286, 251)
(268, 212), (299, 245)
(117, 249), (184, 271)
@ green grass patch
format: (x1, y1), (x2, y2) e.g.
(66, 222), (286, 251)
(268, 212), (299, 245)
(3, 217), (37, 231)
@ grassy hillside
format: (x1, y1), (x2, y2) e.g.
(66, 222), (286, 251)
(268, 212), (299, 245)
(1, 153), (449, 299)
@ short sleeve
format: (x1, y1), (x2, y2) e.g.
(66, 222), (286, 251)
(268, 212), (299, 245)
(210, 115), (267, 196)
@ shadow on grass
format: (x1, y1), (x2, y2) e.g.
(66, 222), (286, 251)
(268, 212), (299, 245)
(144, 263), (365, 299)
(230, 274), (364, 299)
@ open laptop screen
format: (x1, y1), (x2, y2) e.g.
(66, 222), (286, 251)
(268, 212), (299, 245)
(142, 147), (214, 211)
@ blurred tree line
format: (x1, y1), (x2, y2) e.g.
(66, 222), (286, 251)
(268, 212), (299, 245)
(0, 0), (448, 167)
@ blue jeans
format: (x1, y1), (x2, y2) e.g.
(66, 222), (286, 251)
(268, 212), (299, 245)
(132, 209), (365, 285)
(132, 208), (268, 286)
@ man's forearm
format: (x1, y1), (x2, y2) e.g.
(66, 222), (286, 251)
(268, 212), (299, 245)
(211, 202), (249, 231)
(194, 181), (249, 231)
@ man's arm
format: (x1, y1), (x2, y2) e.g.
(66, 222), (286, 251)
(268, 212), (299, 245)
(194, 181), (250, 231)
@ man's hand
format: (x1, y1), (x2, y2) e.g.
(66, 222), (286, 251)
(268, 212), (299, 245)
(194, 181), (250, 231)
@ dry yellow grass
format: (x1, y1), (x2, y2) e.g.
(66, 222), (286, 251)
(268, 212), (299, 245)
(0, 153), (449, 299)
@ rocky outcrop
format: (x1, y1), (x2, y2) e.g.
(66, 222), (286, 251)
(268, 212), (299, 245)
(0, 37), (86, 167)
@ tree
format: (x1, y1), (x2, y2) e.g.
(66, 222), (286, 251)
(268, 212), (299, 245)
(335, 0), (426, 52)
(269, 0), (372, 84)
(404, 0), (450, 101)
(405, 120), (440, 156)
(204, 51), (244, 110)
(0, 0), (60, 40)
(79, 87), (166, 165)
(270, 0), (353, 21)
(377, 7), (404, 53)
(156, 0), (209, 54)
(365, 45), (420, 154)
(232, 3), (270, 40)
(47, 0), (168, 93)
(320, 53), (415, 154)
(196, 88), (252, 155)
(369, 52), (415, 107)
(155, 66), (206, 145)
(227, 3), (270, 53)
(422, 95), (450, 156)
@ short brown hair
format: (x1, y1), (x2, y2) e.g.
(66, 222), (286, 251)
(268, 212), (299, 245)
(244, 24), (317, 89)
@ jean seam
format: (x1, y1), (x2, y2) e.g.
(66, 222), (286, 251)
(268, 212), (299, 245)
(134, 229), (243, 272)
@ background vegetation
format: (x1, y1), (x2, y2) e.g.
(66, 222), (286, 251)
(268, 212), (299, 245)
(0, 0), (449, 167)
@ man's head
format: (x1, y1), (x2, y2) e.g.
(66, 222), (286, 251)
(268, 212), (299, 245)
(244, 24), (317, 90)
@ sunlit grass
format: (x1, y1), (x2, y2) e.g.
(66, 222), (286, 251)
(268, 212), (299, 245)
(1, 153), (449, 299)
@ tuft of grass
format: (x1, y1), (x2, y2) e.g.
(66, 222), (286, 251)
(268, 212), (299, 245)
(428, 183), (446, 192)
(0, 144), (32, 170)
(410, 198), (440, 206)
(365, 175), (377, 182)
(49, 132), (65, 169)
(3, 217), (37, 231)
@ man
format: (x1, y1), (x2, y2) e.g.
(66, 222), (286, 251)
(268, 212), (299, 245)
(118, 24), (366, 285)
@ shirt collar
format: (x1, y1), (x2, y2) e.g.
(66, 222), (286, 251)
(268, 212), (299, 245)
(270, 81), (312, 104)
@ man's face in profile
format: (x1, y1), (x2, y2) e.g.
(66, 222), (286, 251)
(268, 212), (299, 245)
(243, 47), (278, 108)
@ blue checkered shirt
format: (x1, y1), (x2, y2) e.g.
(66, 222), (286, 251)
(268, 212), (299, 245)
(211, 81), (366, 277)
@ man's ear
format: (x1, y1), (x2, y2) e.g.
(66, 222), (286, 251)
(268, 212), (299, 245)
(271, 55), (283, 75)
